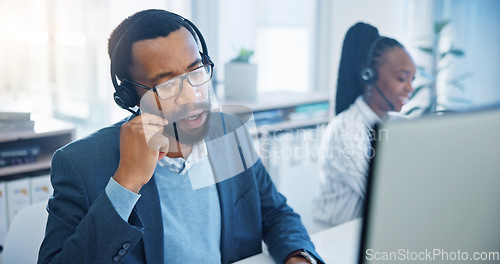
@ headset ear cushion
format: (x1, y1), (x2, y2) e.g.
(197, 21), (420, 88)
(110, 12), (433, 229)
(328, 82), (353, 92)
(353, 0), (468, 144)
(361, 67), (377, 84)
(113, 84), (138, 108)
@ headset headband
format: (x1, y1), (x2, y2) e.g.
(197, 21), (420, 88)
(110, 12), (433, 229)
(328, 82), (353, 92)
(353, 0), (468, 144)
(365, 36), (383, 70)
(109, 10), (210, 113)
(111, 11), (209, 89)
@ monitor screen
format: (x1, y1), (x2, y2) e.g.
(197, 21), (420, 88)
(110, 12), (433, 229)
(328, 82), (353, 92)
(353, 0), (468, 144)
(359, 107), (500, 263)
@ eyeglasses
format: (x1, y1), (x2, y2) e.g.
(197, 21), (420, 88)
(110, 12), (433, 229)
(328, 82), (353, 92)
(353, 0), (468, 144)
(124, 60), (214, 100)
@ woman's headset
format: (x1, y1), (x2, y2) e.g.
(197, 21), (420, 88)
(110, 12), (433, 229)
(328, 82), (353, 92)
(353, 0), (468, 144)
(360, 36), (395, 110)
(110, 10), (211, 115)
(360, 36), (383, 85)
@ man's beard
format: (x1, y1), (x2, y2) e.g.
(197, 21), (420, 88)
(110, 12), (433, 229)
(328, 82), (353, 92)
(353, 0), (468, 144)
(163, 111), (211, 144)
(162, 101), (212, 145)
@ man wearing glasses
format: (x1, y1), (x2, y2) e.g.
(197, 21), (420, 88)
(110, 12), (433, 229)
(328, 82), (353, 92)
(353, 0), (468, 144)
(38, 9), (322, 264)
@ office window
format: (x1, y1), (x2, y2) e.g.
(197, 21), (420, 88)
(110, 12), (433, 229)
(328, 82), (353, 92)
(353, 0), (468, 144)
(436, 0), (500, 109)
(0, 0), (192, 135)
(0, 0), (50, 113)
(402, 0), (500, 113)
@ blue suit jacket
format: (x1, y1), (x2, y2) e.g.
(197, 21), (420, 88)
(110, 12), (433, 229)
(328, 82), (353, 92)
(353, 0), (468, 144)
(38, 112), (323, 264)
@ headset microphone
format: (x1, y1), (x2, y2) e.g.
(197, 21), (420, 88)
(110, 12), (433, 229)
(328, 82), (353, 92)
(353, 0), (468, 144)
(361, 36), (395, 111)
(373, 83), (395, 110)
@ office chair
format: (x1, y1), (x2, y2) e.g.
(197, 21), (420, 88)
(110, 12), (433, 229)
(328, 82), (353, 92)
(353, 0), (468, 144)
(2, 201), (48, 264)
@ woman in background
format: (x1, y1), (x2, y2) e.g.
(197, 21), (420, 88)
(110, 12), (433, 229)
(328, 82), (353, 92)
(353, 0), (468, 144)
(313, 22), (416, 226)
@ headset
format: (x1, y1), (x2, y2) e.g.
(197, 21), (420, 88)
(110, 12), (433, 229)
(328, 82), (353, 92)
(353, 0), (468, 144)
(360, 36), (395, 110)
(110, 11), (211, 116)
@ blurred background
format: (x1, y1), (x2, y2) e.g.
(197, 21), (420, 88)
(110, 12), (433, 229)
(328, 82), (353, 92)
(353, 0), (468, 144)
(0, 0), (499, 241)
(1, 0), (499, 134)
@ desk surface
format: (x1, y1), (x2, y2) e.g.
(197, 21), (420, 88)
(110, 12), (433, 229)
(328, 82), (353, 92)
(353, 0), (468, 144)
(233, 218), (362, 264)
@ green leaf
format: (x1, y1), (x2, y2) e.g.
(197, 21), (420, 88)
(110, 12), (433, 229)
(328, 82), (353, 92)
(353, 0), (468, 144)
(417, 67), (434, 80)
(453, 71), (473, 81)
(404, 104), (433, 116)
(447, 80), (465, 91)
(404, 106), (422, 115)
(418, 46), (433, 54)
(417, 65), (427, 72)
(447, 72), (472, 91)
(435, 20), (450, 34)
(440, 48), (464, 59)
(409, 84), (430, 99)
(449, 48), (465, 56)
(231, 48), (254, 63)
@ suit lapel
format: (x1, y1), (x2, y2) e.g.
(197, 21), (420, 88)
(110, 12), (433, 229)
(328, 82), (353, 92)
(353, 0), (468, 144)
(135, 175), (164, 264)
(216, 176), (234, 264)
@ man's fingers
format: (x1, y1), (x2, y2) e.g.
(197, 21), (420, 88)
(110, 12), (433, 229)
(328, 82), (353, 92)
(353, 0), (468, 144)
(159, 144), (169, 153)
(157, 151), (168, 161)
(146, 130), (170, 152)
(121, 113), (169, 153)
(142, 123), (164, 134)
(139, 113), (168, 126)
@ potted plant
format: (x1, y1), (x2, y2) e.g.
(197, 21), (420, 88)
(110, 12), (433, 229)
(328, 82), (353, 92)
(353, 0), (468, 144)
(224, 48), (258, 100)
(405, 20), (471, 116)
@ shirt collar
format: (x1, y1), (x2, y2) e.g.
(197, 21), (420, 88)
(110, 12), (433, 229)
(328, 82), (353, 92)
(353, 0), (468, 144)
(157, 139), (208, 175)
(353, 95), (383, 128)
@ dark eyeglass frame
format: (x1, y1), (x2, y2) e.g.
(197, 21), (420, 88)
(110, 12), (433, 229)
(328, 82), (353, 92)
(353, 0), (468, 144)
(123, 58), (214, 100)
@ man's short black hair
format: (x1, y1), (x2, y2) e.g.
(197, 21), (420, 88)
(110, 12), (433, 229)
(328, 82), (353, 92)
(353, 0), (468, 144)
(108, 9), (198, 81)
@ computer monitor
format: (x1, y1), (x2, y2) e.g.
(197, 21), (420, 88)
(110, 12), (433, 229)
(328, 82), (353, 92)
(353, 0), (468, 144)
(359, 107), (500, 263)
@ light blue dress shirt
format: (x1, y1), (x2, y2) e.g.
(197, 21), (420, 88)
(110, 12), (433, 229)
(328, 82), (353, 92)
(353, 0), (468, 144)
(105, 141), (221, 263)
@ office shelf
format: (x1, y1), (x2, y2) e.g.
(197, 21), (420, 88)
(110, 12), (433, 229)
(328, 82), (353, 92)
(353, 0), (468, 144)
(0, 117), (75, 178)
(220, 91), (331, 170)
(220, 91), (331, 135)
